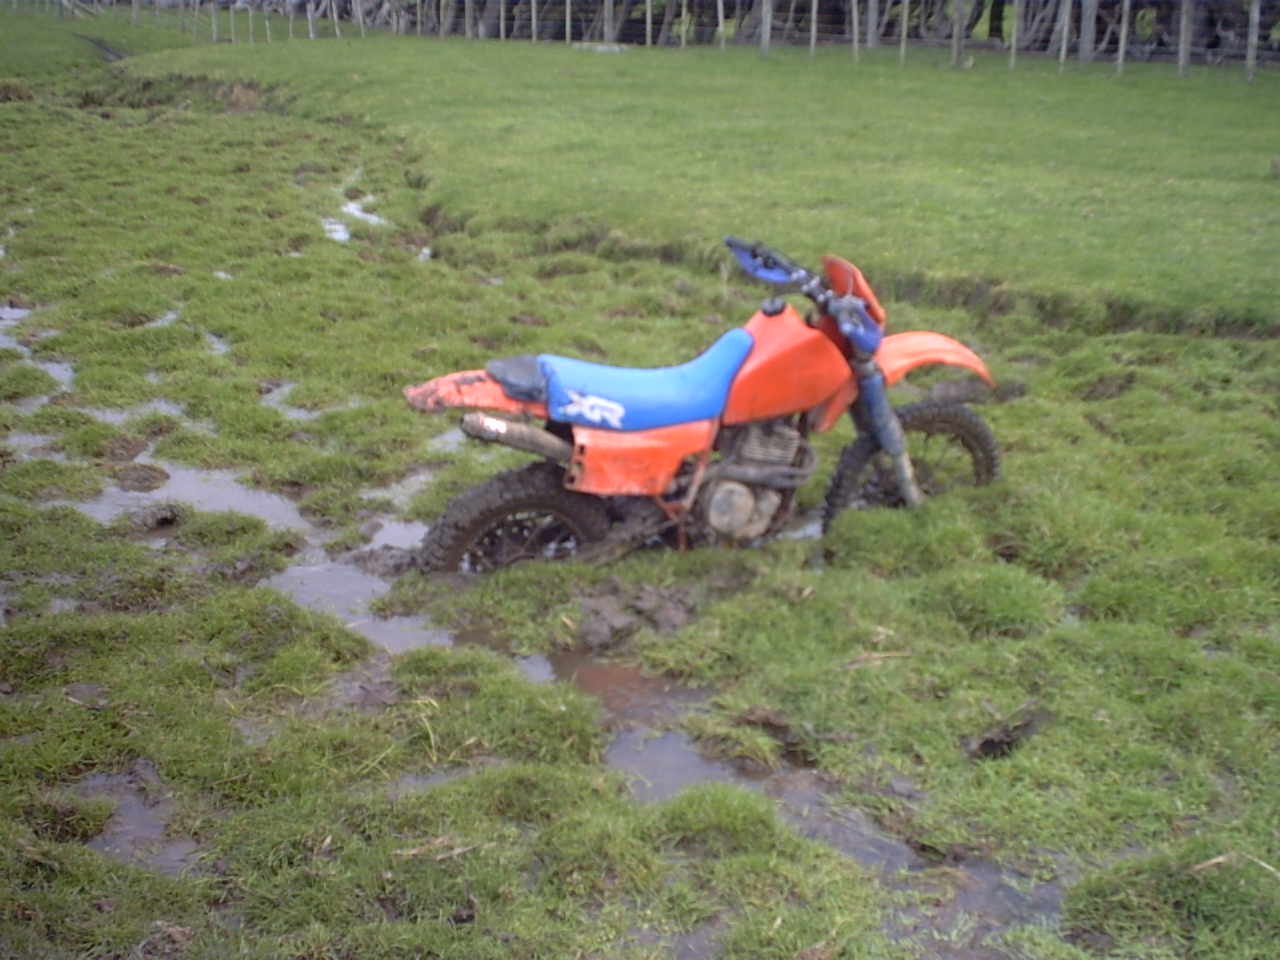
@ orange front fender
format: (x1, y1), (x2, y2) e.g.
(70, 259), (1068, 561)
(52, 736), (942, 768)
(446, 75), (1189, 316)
(878, 332), (994, 388)
(404, 370), (549, 419)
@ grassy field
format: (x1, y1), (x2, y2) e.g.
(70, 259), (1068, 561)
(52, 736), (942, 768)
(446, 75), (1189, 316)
(2, 9), (1279, 960)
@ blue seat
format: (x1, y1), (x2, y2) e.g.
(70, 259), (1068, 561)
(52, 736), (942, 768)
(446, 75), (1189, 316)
(539, 328), (755, 431)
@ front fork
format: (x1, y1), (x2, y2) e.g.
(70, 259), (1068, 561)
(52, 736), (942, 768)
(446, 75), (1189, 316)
(850, 355), (924, 507)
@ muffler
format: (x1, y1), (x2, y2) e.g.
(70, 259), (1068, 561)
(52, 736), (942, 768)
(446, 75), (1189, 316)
(460, 412), (572, 463)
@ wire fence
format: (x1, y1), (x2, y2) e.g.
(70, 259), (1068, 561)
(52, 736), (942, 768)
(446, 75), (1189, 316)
(17, 0), (1278, 79)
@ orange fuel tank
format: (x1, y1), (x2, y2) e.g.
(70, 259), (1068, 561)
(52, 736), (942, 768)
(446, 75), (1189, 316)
(721, 304), (853, 425)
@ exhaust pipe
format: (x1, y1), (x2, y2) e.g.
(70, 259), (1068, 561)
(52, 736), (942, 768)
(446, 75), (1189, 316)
(460, 412), (572, 464)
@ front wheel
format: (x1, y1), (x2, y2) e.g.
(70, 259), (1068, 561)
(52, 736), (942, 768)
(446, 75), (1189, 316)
(822, 401), (1000, 532)
(415, 462), (611, 573)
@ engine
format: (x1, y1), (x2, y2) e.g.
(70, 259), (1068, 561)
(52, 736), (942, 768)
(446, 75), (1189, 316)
(701, 421), (813, 539)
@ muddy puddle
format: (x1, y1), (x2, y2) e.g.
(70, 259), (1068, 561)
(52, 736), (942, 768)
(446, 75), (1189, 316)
(58, 454), (315, 532)
(514, 643), (1064, 956)
(264, 546), (445, 655)
(258, 379), (360, 421)
(73, 758), (200, 876)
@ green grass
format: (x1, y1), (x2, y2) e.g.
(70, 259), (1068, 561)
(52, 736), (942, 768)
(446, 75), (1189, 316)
(2, 10), (1279, 959)
(119, 26), (1280, 332)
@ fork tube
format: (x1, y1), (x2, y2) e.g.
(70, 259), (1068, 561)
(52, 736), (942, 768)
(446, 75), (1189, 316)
(852, 358), (924, 507)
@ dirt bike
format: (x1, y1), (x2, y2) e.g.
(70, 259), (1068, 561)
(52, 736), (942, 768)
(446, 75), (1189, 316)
(404, 237), (1000, 573)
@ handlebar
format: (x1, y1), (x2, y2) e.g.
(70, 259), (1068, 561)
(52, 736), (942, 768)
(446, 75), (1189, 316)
(724, 236), (882, 355)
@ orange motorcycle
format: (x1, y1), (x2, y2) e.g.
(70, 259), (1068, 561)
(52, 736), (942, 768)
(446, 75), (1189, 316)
(405, 238), (1000, 572)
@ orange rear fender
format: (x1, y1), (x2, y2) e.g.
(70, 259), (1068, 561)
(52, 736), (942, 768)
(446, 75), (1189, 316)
(404, 370), (549, 419)
(878, 332), (994, 388)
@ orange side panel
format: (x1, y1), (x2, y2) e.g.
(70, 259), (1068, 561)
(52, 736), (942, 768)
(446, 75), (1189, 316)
(723, 306), (853, 425)
(821, 255), (887, 328)
(811, 379), (860, 434)
(878, 332), (995, 388)
(566, 420), (717, 496)
(404, 370), (548, 419)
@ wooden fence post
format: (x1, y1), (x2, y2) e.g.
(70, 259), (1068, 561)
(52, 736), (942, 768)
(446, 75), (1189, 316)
(1057, 0), (1070, 71)
(899, 0), (909, 65)
(1116, 0), (1131, 74)
(1009, 0), (1020, 69)
(851, 0), (859, 61)
(1177, 0), (1192, 76)
(1246, 0), (1260, 82)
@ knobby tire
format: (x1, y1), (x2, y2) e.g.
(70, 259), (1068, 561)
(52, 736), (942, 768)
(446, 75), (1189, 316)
(822, 401), (1000, 531)
(415, 462), (611, 573)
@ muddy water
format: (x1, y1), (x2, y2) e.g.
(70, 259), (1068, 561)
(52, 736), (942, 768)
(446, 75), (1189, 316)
(522, 646), (1064, 954)
(57, 454), (314, 532)
(74, 759), (199, 876)
(264, 549), (447, 655)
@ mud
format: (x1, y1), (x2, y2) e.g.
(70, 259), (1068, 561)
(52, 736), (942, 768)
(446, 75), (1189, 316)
(575, 579), (698, 651)
(518, 645), (1064, 954)
(73, 759), (200, 876)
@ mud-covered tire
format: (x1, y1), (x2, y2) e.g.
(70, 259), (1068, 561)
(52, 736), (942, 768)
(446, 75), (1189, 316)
(822, 401), (1000, 532)
(415, 462), (611, 573)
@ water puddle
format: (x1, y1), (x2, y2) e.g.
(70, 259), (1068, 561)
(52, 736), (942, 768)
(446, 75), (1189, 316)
(74, 758), (200, 876)
(59, 455), (313, 532)
(341, 199), (389, 227)
(264, 557), (448, 654)
(204, 331), (230, 356)
(377, 469), (437, 511)
(83, 399), (186, 426)
(322, 218), (351, 242)
(520, 645), (1064, 950)
(259, 380), (322, 421)
(258, 380), (360, 422)
(144, 309), (181, 329)
(365, 518), (429, 550)
(5, 432), (65, 462)
(425, 427), (466, 454)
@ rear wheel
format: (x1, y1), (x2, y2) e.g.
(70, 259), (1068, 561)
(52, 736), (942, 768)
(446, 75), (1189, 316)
(822, 401), (1000, 531)
(416, 462), (611, 573)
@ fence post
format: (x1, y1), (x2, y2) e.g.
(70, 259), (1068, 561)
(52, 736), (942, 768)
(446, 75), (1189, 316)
(1177, 0), (1191, 76)
(951, 0), (966, 66)
(851, 0), (859, 61)
(1116, 0), (1130, 74)
(1009, 0), (1019, 69)
(761, 0), (771, 54)
(1246, 0), (1260, 81)
(1057, 0), (1070, 71)
(899, 0), (909, 65)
